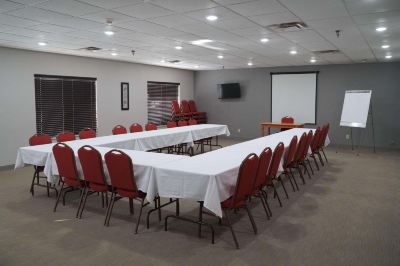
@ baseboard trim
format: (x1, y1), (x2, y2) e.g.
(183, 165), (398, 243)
(0, 164), (15, 171)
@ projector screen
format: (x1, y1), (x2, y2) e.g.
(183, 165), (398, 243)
(271, 72), (318, 124)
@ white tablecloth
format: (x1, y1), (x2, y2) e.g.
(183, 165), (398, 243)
(148, 128), (329, 217)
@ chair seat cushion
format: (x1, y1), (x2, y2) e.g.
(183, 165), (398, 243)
(221, 197), (246, 209)
(89, 182), (109, 193)
(116, 188), (146, 199)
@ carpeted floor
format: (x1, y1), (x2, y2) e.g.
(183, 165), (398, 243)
(0, 138), (399, 266)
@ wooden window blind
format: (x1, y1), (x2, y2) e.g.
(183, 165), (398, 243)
(34, 74), (97, 137)
(147, 81), (179, 125)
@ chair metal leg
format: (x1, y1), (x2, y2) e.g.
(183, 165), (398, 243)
(312, 154), (320, 170)
(303, 163), (311, 179)
(105, 193), (116, 226)
(223, 209), (239, 249)
(53, 182), (64, 212)
(317, 152), (325, 166)
(46, 181), (50, 197)
(78, 187), (89, 219)
(244, 205), (257, 234)
(129, 198), (134, 215)
(307, 159), (314, 175)
(272, 183), (282, 207)
(278, 176), (289, 199)
(176, 198), (180, 216)
(288, 168), (300, 190)
(285, 172), (296, 192)
(296, 165), (306, 184)
(30, 171), (37, 196)
(261, 190), (272, 216)
(135, 198), (145, 234)
(321, 148), (328, 162)
(198, 201), (203, 237)
(104, 192), (114, 226)
(257, 192), (270, 219)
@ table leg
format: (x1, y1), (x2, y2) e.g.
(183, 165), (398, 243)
(261, 125), (264, 137)
(268, 127), (271, 135)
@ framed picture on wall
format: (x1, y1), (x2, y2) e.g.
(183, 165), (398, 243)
(121, 82), (129, 110)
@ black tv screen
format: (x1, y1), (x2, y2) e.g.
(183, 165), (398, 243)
(218, 83), (241, 99)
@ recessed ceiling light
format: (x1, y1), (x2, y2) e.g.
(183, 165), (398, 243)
(38, 42), (47, 46)
(206, 15), (218, 21)
(218, 55), (224, 59)
(191, 39), (213, 45)
(381, 44), (390, 49)
(160, 59), (166, 63)
(175, 46), (182, 50)
(195, 65), (199, 68)
(104, 30), (114, 36)
(376, 27), (387, 32)
(247, 62), (253, 66)
(385, 55), (392, 59)
(111, 52), (118, 56)
(290, 50), (297, 55)
(310, 58), (316, 63)
(260, 38), (269, 43)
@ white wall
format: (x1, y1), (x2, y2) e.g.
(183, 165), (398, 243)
(0, 47), (194, 166)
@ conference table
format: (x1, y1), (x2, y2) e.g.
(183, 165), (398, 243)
(260, 122), (305, 136)
(15, 125), (328, 219)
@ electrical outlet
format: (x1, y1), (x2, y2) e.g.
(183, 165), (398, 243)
(345, 134), (350, 140)
(238, 128), (241, 133)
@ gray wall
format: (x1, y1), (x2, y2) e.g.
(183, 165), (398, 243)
(0, 47), (194, 166)
(194, 63), (400, 148)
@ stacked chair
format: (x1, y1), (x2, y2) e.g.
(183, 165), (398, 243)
(171, 99), (207, 124)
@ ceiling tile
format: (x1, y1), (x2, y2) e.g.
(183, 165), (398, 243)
(0, 0), (24, 12)
(344, 0), (400, 15)
(8, 0), (47, 5)
(184, 6), (239, 22)
(35, 0), (104, 17)
(26, 23), (76, 33)
(279, 0), (349, 20)
(214, 0), (254, 5)
(0, 13), (42, 27)
(227, 0), (288, 16)
(352, 10), (400, 25)
(52, 17), (105, 30)
(213, 17), (258, 30)
(113, 3), (174, 19)
(149, 0), (218, 12)
(78, 0), (143, 9)
(115, 20), (185, 37)
(5, 6), (73, 23)
(80, 10), (134, 24)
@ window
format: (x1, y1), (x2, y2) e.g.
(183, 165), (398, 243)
(34, 74), (97, 136)
(147, 81), (179, 125)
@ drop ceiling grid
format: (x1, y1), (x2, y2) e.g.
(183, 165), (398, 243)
(0, 0), (397, 69)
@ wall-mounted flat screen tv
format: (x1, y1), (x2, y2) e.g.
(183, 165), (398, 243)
(218, 83), (241, 99)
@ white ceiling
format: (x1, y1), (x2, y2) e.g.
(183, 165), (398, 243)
(0, 0), (399, 70)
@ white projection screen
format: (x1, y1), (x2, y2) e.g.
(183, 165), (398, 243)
(271, 72), (318, 124)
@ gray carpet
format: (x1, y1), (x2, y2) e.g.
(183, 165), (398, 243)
(0, 139), (399, 266)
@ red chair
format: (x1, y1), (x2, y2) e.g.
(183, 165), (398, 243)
(289, 133), (309, 185)
(303, 130), (315, 175)
(130, 123), (143, 133)
(52, 143), (85, 212)
(145, 123), (157, 131)
(166, 121), (177, 128)
(79, 128), (96, 139)
(104, 149), (148, 234)
(56, 131), (76, 142)
(221, 153), (259, 249)
(188, 119), (197, 125)
(281, 116), (294, 131)
(171, 100), (190, 121)
(77, 145), (109, 219)
(250, 147), (273, 218)
(282, 135), (300, 192)
(29, 134), (56, 197)
(318, 124), (330, 163)
(264, 142), (285, 208)
(112, 125), (127, 135)
(310, 127), (322, 170)
(181, 100), (193, 117)
(177, 120), (188, 127)
(188, 100), (207, 123)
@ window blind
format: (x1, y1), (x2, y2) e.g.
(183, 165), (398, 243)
(34, 74), (97, 136)
(147, 81), (179, 125)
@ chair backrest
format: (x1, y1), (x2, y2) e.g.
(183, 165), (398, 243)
(293, 133), (307, 163)
(188, 100), (198, 113)
(283, 136), (298, 169)
(171, 100), (181, 115)
(129, 123), (143, 133)
(29, 134), (52, 146)
(104, 149), (138, 193)
(188, 119), (197, 125)
(52, 143), (78, 179)
(253, 147), (272, 192)
(145, 123), (157, 131)
(56, 131), (76, 142)
(166, 121), (177, 128)
(318, 123), (330, 148)
(79, 128), (96, 139)
(112, 125), (127, 135)
(311, 127), (321, 152)
(78, 145), (107, 186)
(302, 130), (314, 160)
(181, 100), (191, 113)
(281, 116), (294, 124)
(266, 142), (285, 184)
(177, 120), (188, 127)
(231, 153), (259, 206)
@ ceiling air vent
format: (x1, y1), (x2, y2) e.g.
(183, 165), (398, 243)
(168, 60), (180, 63)
(268, 21), (308, 32)
(313, 50), (341, 54)
(82, 46), (102, 51)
